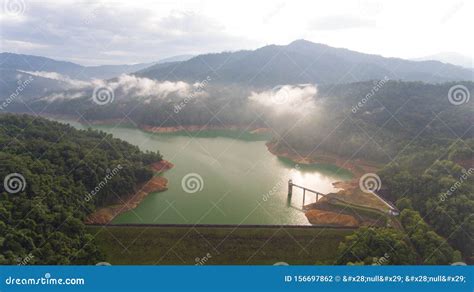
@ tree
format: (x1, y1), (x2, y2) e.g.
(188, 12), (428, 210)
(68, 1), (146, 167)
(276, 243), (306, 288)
(335, 227), (417, 265)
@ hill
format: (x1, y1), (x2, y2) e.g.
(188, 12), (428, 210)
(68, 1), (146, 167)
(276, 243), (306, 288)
(136, 40), (474, 85)
(0, 114), (162, 264)
(0, 52), (154, 80)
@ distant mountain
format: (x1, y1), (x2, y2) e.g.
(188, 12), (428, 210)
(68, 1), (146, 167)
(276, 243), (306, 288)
(412, 52), (473, 69)
(0, 52), (154, 80)
(136, 40), (474, 86)
(0, 69), (71, 102)
(157, 54), (194, 64)
(134, 55), (194, 77)
(0, 52), (196, 101)
(80, 63), (155, 79)
(0, 52), (158, 105)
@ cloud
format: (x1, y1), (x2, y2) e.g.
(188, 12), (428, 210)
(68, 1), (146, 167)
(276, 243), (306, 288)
(106, 74), (192, 98)
(157, 11), (225, 36)
(0, 2), (243, 65)
(2, 0), (470, 65)
(19, 70), (90, 88)
(1, 40), (50, 50)
(308, 15), (376, 31)
(43, 92), (85, 102)
(248, 84), (318, 116)
(41, 74), (205, 102)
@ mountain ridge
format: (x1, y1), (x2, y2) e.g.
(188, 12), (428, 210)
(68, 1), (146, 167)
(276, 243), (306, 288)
(135, 39), (473, 86)
(0, 52), (155, 80)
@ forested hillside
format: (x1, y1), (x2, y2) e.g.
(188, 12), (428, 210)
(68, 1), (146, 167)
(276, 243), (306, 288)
(33, 80), (474, 165)
(271, 81), (474, 162)
(326, 85), (473, 264)
(379, 141), (474, 262)
(136, 40), (473, 85)
(2, 79), (472, 265)
(335, 210), (463, 265)
(0, 52), (154, 80)
(333, 141), (473, 264)
(0, 114), (162, 264)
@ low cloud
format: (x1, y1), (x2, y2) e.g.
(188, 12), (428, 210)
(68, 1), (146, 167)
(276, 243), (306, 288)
(20, 70), (90, 88)
(106, 74), (192, 98)
(43, 92), (85, 102)
(247, 84), (321, 136)
(41, 74), (206, 102)
(248, 84), (318, 116)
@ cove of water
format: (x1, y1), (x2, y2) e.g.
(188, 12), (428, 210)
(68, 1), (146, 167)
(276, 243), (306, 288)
(55, 119), (352, 225)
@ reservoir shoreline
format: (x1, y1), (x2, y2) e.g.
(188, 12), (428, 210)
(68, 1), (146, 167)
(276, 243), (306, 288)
(46, 115), (378, 226)
(85, 160), (174, 224)
(87, 223), (358, 229)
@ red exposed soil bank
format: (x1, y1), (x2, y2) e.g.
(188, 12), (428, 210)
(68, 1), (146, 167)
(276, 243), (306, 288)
(85, 160), (174, 224)
(140, 124), (270, 134)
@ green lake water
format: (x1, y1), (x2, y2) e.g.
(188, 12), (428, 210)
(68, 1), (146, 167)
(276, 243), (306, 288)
(55, 119), (352, 225)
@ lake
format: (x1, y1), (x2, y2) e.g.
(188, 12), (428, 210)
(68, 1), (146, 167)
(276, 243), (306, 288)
(55, 119), (352, 225)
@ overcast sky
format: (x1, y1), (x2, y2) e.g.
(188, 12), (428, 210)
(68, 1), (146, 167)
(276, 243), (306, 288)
(0, 0), (472, 65)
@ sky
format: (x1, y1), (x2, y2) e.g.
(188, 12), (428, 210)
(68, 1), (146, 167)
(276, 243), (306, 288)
(0, 0), (472, 65)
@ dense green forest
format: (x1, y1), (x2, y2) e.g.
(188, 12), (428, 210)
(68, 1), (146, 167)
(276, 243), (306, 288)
(335, 209), (462, 265)
(36, 80), (473, 163)
(0, 114), (162, 264)
(335, 138), (473, 264)
(2, 80), (472, 265)
(378, 141), (473, 262)
(272, 81), (473, 162)
(273, 81), (473, 264)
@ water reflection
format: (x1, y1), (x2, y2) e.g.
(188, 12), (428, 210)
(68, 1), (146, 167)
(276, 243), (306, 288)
(47, 118), (352, 225)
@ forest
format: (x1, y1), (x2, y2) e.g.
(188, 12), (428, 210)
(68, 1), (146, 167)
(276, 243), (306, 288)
(1, 79), (472, 265)
(270, 81), (473, 162)
(0, 114), (162, 264)
(377, 141), (473, 263)
(34, 80), (473, 163)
